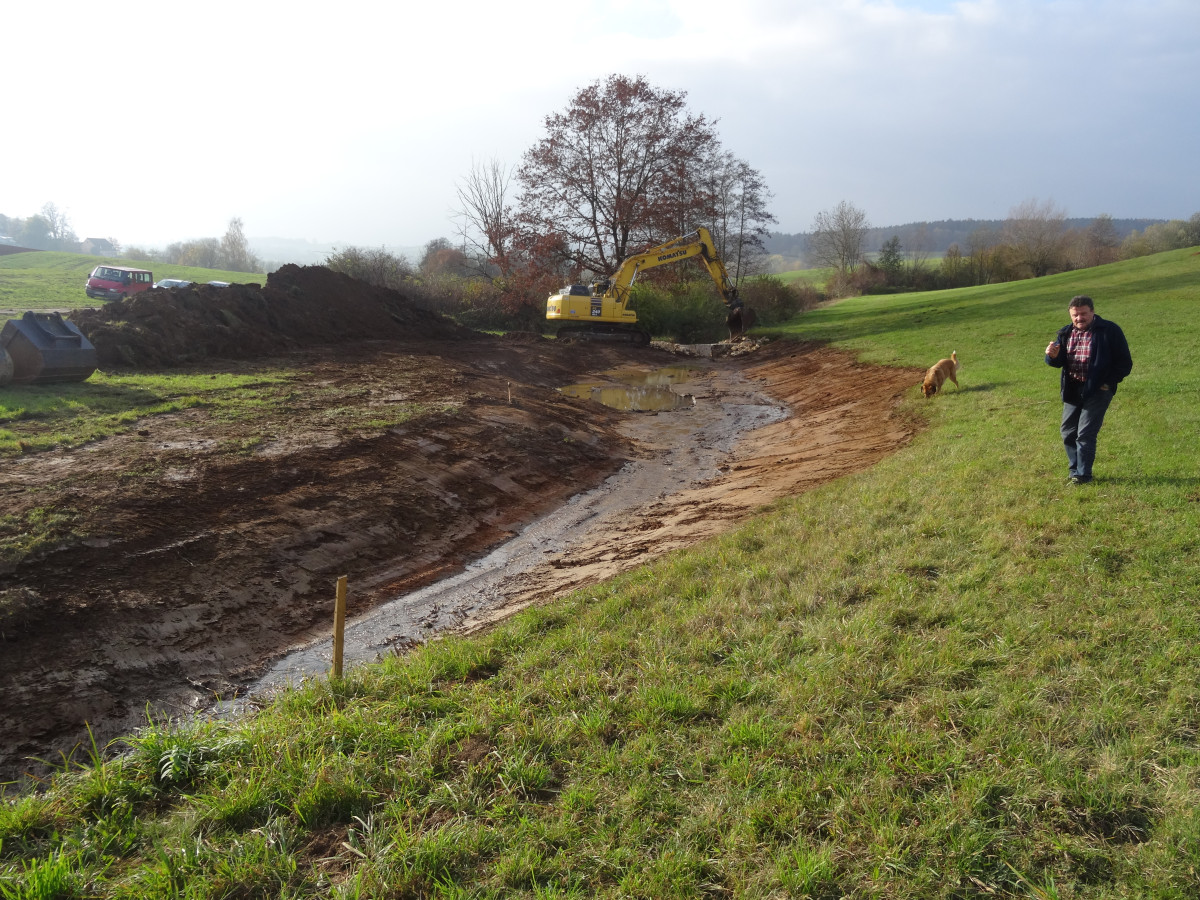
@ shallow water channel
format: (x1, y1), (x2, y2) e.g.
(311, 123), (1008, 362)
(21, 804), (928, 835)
(243, 359), (786, 699)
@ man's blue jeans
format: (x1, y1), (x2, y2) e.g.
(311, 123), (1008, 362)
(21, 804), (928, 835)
(1061, 387), (1114, 479)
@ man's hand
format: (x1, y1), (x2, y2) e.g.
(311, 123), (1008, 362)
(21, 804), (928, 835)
(1046, 340), (1061, 359)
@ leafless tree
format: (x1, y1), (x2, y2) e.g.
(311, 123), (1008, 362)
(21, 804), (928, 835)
(1075, 214), (1120, 268)
(516, 74), (720, 276)
(967, 225), (1000, 284)
(176, 238), (222, 269)
(39, 202), (78, 249)
(455, 157), (514, 275)
(808, 201), (870, 273)
(940, 244), (969, 286)
(1005, 197), (1067, 277)
(703, 150), (776, 283)
(17, 215), (54, 249)
(219, 217), (261, 273)
(907, 223), (934, 279)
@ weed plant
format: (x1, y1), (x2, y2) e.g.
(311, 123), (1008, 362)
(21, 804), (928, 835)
(2, 248), (1199, 897)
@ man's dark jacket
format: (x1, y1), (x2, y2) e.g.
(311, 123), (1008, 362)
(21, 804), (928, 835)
(1045, 314), (1133, 401)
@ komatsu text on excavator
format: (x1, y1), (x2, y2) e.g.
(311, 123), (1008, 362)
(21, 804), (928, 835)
(546, 226), (751, 345)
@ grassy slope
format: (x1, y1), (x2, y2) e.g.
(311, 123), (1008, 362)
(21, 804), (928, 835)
(3, 249), (1199, 898)
(0, 252), (261, 312)
(775, 266), (833, 289)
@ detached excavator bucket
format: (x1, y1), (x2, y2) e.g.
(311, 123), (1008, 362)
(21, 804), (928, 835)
(0, 311), (98, 385)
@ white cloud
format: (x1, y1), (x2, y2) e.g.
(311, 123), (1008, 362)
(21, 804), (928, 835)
(6, 0), (1198, 247)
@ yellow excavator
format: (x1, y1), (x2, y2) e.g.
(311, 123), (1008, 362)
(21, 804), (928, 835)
(546, 226), (751, 345)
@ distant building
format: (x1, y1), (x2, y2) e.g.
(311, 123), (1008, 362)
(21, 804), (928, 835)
(81, 237), (118, 257)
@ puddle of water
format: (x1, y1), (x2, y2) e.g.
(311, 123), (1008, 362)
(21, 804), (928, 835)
(559, 382), (693, 411)
(560, 364), (701, 411)
(612, 365), (702, 386)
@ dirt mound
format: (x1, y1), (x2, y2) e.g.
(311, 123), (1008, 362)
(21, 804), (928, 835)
(70, 265), (479, 368)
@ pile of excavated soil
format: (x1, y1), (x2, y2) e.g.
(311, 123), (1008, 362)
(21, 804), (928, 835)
(70, 265), (478, 368)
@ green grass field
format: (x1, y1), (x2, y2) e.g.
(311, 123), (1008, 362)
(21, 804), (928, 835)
(0, 251), (260, 313)
(3, 248), (1199, 898)
(774, 266), (832, 289)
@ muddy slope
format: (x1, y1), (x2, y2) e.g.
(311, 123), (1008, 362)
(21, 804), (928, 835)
(0, 269), (924, 784)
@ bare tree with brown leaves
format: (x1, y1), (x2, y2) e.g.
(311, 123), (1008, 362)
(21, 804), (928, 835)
(515, 74), (720, 278)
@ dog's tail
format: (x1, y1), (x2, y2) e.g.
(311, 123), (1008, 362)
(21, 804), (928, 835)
(951, 350), (958, 369)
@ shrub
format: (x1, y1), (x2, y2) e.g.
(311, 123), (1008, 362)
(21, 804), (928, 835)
(631, 282), (728, 342)
(736, 275), (819, 325)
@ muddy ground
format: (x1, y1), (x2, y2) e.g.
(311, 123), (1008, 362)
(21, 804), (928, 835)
(0, 267), (923, 785)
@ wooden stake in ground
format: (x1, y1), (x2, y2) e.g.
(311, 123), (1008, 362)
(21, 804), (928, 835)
(332, 575), (348, 678)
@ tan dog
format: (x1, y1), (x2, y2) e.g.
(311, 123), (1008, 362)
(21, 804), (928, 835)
(921, 350), (959, 397)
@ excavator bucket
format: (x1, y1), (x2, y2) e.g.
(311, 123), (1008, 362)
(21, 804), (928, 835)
(0, 311), (98, 385)
(726, 305), (757, 341)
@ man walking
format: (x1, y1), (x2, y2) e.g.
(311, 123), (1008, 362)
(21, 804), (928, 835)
(1045, 295), (1133, 484)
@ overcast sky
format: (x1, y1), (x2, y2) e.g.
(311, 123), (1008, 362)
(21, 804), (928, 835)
(7, 0), (1198, 252)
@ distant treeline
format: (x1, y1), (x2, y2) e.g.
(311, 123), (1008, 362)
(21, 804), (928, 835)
(0, 206), (263, 275)
(765, 218), (1166, 259)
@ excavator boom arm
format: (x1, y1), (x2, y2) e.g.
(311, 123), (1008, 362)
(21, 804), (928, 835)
(545, 225), (748, 341)
(602, 227), (737, 308)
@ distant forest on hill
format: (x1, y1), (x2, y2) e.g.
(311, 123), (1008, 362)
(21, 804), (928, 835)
(765, 217), (1166, 259)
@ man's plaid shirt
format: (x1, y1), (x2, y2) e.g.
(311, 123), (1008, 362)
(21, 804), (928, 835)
(1066, 327), (1093, 382)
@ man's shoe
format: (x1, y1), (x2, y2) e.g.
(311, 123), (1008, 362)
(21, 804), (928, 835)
(1070, 475), (1093, 485)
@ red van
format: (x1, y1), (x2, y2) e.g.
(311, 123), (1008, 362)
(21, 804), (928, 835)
(85, 265), (153, 302)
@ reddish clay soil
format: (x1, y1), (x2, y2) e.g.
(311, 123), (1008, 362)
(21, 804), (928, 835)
(0, 267), (923, 785)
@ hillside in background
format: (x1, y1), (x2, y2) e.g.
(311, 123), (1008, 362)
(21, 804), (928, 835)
(766, 217), (1166, 261)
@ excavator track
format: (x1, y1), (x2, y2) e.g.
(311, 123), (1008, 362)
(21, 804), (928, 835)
(555, 324), (652, 346)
